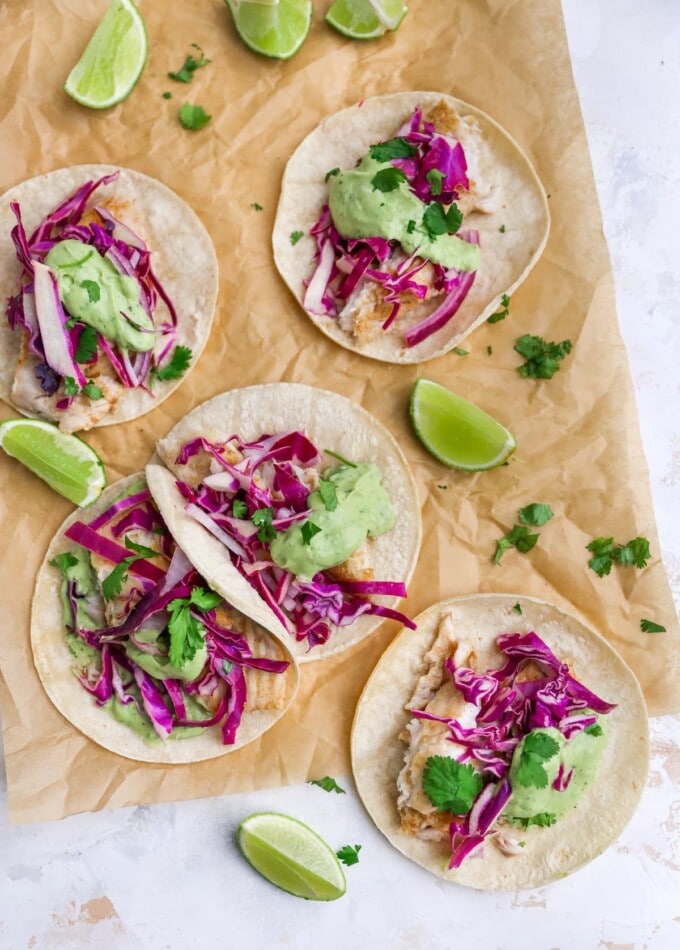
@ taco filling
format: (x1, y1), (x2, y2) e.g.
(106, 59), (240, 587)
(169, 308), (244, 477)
(51, 483), (291, 745)
(169, 430), (415, 650)
(397, 613), (615, 868)
(6, 171), (189, 433)
(305, 101), (497, 348)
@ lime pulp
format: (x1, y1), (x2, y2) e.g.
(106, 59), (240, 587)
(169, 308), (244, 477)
(409, 378), (517, 471)
(226, 0), (312, 60)
(237, 812), (346, 901)
(326, 0), (408, 39)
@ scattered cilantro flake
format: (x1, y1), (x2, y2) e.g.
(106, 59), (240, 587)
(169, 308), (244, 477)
(81, 381), (103, 400)
(514, 334), (572, 379)
(640, 618), (666, 633)
(153, 345), (193, 382)
(124, 536), (158, 559)
(102, 555), (139, 600)
(178, 103), (211, 131)
(162, 91), (172, 100)
(518, 503), (554, 527)
(453, 347), (469, 357)
(515, 732), (560, 789)
(189, 587), (222, 611)
(426, 168), (446, 196)
(309, 776), (345, 794)
(510, 812), (557, 829)
(519, 840), (526, 847)
(494, 524), (540, 564)
(587, 536), (651, 577)
(50, 552), (78, 572)
(513, 602), (523, 614)
(369, 137), (417, 162)
(75, 325), (98, 363)
(487, 345), (493, 355)
(168, 45), (210, 83)
(499, 224), (506, 233)
(301, 521), (322, 545)
(336, 844), (361, 867)
(422, 755), (482, 815)
(487, 293), (510, 324)
(252, 507), (276, 544)
(63, 376), (79, 397)
(584, 723), (603, 736)
(251, 202), (263, 211)
(324, 449), (356, 468)
(318, 480), (338, 512)
(222, 660), (233, 676)
(167, 599), (205, 667)
(290, 230), (304, 246)
(371, 167), (407, 193)
(437, 484), (448, 490)
(586, 536), (615, 577)
(232, 499), (249, 519)
(406, 219), (416, 234)
(80, 279), (100, 303)
(325, 167), (340, 182)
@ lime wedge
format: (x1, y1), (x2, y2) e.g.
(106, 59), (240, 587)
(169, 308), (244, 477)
(64, 0), (148, 109)
(326, 0), (408, 39)
(409, 378), (517, 471)
(237, 812), (346, 900)
(0, 419), (106, 506)
(225, 1), (312, 60)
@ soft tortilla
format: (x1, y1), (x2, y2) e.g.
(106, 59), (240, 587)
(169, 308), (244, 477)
(0, 164), (218, 426)
(31, 475), (299, 764)
(273, 91), (550, 363)
(147, 382), (422, 662)
(351, 594), (649, 890)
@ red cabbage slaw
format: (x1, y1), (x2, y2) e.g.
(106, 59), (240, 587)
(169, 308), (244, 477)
(304, 107), (479, 347)
(413, 631), (616, 868)
(173, 430), (415, 650)
(58, 487), (289, 744)
(6, 171), (179, 403)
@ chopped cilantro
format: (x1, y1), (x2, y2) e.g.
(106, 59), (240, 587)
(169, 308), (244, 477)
(586, 536), (615, 577)
(422, 755), (482, 815)
(178, 103), (211, 131)
(75, 325), (98, 363)
(487, 345), (493, 355)
(301, 521), (322, 545)
(189, 587), (222, 611)
(437, 484), (448, 490)
(499, 224), (506, 233)
(487, 293), (510, 324)
(514, 334), (572, 379)
(509, 812), (557, 829)
(252, 507), (276, 544)
(336, 844), (361, 867)
(318, 480), (338, 512)
(453, 347), (469, 357)
(422, 201), (462, 239)
(514, 732), (560, 789)
(124, 536), (158, 559)
(80, 279), (100, 303)
(371, 167), (407, 193)
(50, 552), (78, 572)
(640, 618), (666, 633)
(324, 449), (356, 468)
(406, 219), (416, 234)
(222, 660), (234, 676)
(63, 376), (79, 397)
(232, 499), (249, 519)
(81, 381), (103, 400)
(167, 599), (205, 667)
(426, 168), (446, 196)
(309, 776), (345, 794)
(513, 602), (523, 614)
(162, 91), (172, 100)
(518, 503), (554, 527)
(587, 536), (652, 577)
(325, 167), (341, 182)
(494, 524), (540, 564)
(369, 137), (417, 162)
(168, 45), (210, 83)
(290, 230), (304, 246)
(101, 558), (134, 600)
(251, 202), (263, 211)
(584, 723), (603, 736)
(153, 346), (193, 382)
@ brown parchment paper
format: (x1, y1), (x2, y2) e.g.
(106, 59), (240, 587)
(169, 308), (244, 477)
(0, 0), (677, 824)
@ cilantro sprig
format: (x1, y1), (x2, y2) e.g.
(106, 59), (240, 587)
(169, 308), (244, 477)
(290, 230), (304, 246)
(586, 536), (651, 577)
(336, 845), (361, 867)
(75, 325), (98, 363)
(252, 507), (276, 544)
(369, 137), (417, 162)
(166, 586), (222, 667)
(232, 498), (249, 519)
(509, 812), (557, 829)
(514, 334), (572, 379)
(371, 167), (407, 193)
(487, 293), (510, 324)
(422, 201), (462, 239)
(101, 536), (159, 600)
(63, 375), (103, 401)
(422, 755), (483, 815)
(318, 480), (338, 512)
(178, 103), (211, 131)
(495, 503), (554, 564)
(168, 44), (210, 83)
(308, 776), (345, 794)
(153, 345), (193, 382)
(514, 731), (560, 789)
(80, 279), (100, 303)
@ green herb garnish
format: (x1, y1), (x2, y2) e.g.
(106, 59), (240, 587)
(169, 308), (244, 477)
(584, 723), (603, 736)
(232, 499), (249, 519)
(318, 480), (338, 512)
(640, 618), (666, 633)
(63, 376), (79, 397)
(153, 345), (193, 382)
(75, 325), (98, 363)
(509, 812), (557, 829)
(178, 103), (211, 131)
(79, 279), (100, 303)
(515, 732), (560, 789)
(50, 552), (78, 572)
(518, 503), (554, 527)
(301, 521), (322, 545)
(453, 347), (469, 357)
(586, 536), (652, 577)
(252, 507), (276, 543)
(426, 168), (446, 196)
(371, 167), (407, 193)
(495, 525), (540, 564)
(422, 201), (462, 239)
(81, 381), (103, 400)
(325, 167), (341, 182)
(309, 776), (345, 794)
(290, 230), (304, 246)
(369, 137), (417, 162)
(251, 202), (263, 211)
(336, 844), (361, 867)
(513, 602), (523, 614)
(487, 293), (510, 324)
(168, 44), (210, 83)
(422, 755), (483, 814)
(324, 449), (356, 468)
(515, 334), (572, 379)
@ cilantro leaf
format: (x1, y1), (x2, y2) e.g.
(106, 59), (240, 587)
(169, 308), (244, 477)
(252, 507), (276, 544)
(422, 202), (448, 237)
(168, 46), (210, 83)
(518, 503), (554, 527)
(509, 812), (557, 829)
(102, 557), (134, 600)
(524, 732), (560, 759)
(406, 219), (416, 234)
(513, 602), (523, 614)
(515, 732), (560, 789)
(80, 279), (100, 303)
(318, 480), (338, 512)
(75, 325), (98, 363)
(614, 537), (651, 569)
(153, 345), (193, 382)
(167, 600), (205, 667)
(514, 334), (572, 379)
(325, 167), (340, 182)
(641, 618), (666, 633)
(63, 376), (79, 397)
(422, 755), (483, 814)
(232, 498), (249, 519)
(189, 587), (223, 611)
(162, 91), (172, 100)
(308, 776), (345, 794)
(487, 345), (493, 355)
(251, 202), (263, 211)
(301, 521), (322, 545)
(584, 723), (603, 736)
(371, 167), (407, 193)
(426, 168), (446, 196)
(50, 552), (78, 573)
(453, 347), (469, 357)
(487, 293), (511, 324)
(499, 224), (506, 233)
(369, 137), (417, 162)
(324, 449), (356, 468)
(178, 103), (211, 131)
(81, 381), (103, 400)
(494, 524), (539, 564)
(290, 230), (304, 246)
(124, 536), (158, 559)
(336, 845), (361, 867)
(586, 536), (615, 577)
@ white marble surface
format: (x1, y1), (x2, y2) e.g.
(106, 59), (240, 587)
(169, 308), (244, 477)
(1, 2), (679, 948)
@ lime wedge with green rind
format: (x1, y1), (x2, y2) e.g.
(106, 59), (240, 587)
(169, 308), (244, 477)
(409, 378), (517, 471)
(64, 0), (148, 110)
(225, 0), (312, 60)
(238, 812), (346, 900)
(0, 419), (106, 506)
(326, 0), (408, 40)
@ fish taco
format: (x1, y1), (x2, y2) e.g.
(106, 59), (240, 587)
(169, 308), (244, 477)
(351, 595), (648, 890)
(273, 91), (549, 363)
(32, 475), (298, 764)
(0, 164), (218, 432)
(146, 383), (422, 662)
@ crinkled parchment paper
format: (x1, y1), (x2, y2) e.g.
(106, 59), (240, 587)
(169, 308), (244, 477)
(0, 0), (677, 822)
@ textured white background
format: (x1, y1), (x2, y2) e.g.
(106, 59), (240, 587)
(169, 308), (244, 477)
(1, 2), (679, 948)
